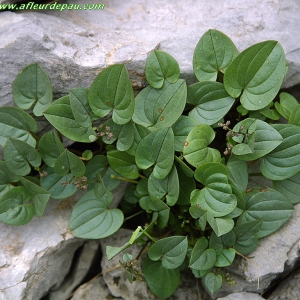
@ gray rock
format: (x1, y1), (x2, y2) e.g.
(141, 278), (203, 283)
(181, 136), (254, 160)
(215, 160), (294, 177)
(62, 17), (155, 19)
(217, 292), (264, 300)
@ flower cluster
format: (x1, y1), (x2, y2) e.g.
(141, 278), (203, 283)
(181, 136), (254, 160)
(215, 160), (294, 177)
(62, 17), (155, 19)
(96, 124), (114, 141)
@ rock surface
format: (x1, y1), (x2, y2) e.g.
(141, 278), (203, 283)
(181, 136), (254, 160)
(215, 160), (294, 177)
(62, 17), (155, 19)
(217, 292), (264, 300)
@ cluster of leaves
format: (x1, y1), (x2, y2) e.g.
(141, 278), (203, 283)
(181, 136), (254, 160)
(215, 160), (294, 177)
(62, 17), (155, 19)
(1, 29), (300, 298)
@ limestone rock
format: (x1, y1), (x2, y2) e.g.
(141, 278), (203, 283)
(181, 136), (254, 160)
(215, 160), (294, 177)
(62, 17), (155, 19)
(217, 292), (264, 300)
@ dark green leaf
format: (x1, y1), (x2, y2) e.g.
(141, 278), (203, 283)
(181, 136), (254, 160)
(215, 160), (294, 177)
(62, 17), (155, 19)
(209, 232), (223, 255)
(207, 214), (234, 237)
(0, 160), (19, 198)
(215, 248), (236, 267)
(13, 63), (53, 116)
(146, 50), (180, 88)
(227, 155), (248, 191)
(149, 199), (170, 228)
(176, 167), (196, 205)
(89, 64), (134, 124)
(133, 79), (187, 129)
(224, 41), (286, 110)
(275, 92), (299, 120)
(289, 105), (300, 126)
(69, 189), (124, 239)
(0, 107), (37, 147)
(193, 29), (238, 81)
(126, 123), (151, 156)
(4, 138), (41, 176)
(204, 273), (223, 295)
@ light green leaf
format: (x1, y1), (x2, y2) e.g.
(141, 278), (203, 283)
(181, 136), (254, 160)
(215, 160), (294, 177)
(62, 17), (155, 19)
(148, 236), (188, 269)
(193, 29), (238, 81)
(69, 189), (124, 239)
(275, 92), (299, 120)
(224, 41), (286, 110)
(273, 171), (300, 204)
(183, 125), (221, 168)
(0, 107), (37, 147)
(132, 79), (187, 129)
(289, 105), (300, 126)
(187, 81), (235, 125)
(142, 257), (180, 299)
(44, 96), (97, 143)
(107, 149), (139, 179)
(0, 187), (34, 225)
(238, 188), (293, 238)
(70, 88), (94, 128)
(19, 177), (50, 217)
(146, 50), (180, 88)
(260, 108), (280, 121)
(215, 248), (236, 267)
(4, 138), (41, 176)
(54, 149), (85, 177)
(232, 118), (283, 161)
(148, 165), (179, 206)
(136, 127), (174, 179)
(261, 124), (300, 180)
(204, 273), (223, 295)
(38, 132), (65, 167)
(89, 64), (134, 124)
(227, 155), (248, 191)
(13, 63), (53, 116)
(207, 214), (234, 237)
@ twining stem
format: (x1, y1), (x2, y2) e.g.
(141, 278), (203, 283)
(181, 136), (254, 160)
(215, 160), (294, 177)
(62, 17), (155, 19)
(110, 174), (139, 184)
(139, 226), (156, 243)
(124, 210), (144, 222)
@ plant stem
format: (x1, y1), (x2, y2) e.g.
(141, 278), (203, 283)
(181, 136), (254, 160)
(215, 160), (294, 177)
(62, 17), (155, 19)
(110, 174), (139, 184)
(139, 226), (156, 243)
(249, 172), (263, 177)
(124, 210), (144, 222)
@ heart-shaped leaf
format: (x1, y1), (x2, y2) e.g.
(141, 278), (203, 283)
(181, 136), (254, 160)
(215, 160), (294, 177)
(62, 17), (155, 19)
(215, 248), (236, 267)
(187, 81), (235, 125)
(148, 236), (188, 269)
(4, 138), (41, 176)
(204, 273), (223, 295)
(232, 118), (283, 161)
(148, 199), (170, 228)
(44, 96), (97, 143)
(237, 188), (293, 238)
(54, 149), (85, 177)
(275, 92), (299, 120)
(136, 127), (174, 179)
(176, 167), (196, 205)
(148, 165), (179, 206)
(224, 41), (286, 110)
(0, 107), (37, 147)
(107, 149), (139, 179)
(183, 125), (221, 168)
(0, 160), (19, 198)
(227, 155), (248, 191)
(193, 29), (238, 81)
(289, 105), (300, 126)
(38, 132), (65, 167)
(69, 189), (124, 239)
(146, 50), (180, 88)
(261, 124), (300, 180)
(207, 214), (234, 237)
(127, 123), (151, 156)
(13, 63), (53, 116)
(273, 171), (300, 204)
(142, 257), (180, 299)
(89, 64), (134, 124)
(133, 79), (187, 129)
(0, 186), (34, 225)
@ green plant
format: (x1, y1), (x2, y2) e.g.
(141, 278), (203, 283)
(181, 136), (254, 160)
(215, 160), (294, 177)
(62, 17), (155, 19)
(1, 29), (300, 298)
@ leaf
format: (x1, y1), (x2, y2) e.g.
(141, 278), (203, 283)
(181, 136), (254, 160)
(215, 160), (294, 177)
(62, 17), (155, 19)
(126, 123), (151, 156)
(146, 50), (180, 88)
(12, 63), (53, 116)
(193, 29), (238, 81)
(172, 115), (199, 152)
(0, 187), (34, 225)
(107, 149), (139, 179)
(207, 214), (234, 237)
(176, 167), (196, 205)
(44, 95), (97, 143)
(132, 79), (187, 129)
(224, 40), (286, 110)
(149, 199), (170, 228)
(260, 108), (280, 121)
(289, 105), (300, 126)
(136, 127), (174, 179)
(148, 236), (188, 269)
(142, 257), (180, 299)
(260, 124), (300, 180)
(204, 273), (223, 295)
(183, 125), (221, 168)
(273, 171), (300, 204)
(192, 163), (236, 217)
(89, 64), (134, 124)
(187, 81), (235, 125)
(227, 155), (248, 191)
(4, 138), (41, 176)
(69, 189), (124, 239)
(54, 149), (86, 177)
(69, 88), (95, 128)
(237, 188), (293, 238)
(275, 92), (299, 120)
(189, 238), (216, 271)
(0, 160), (19, 198)
(0, 106), (37, 147)
(148, 165), (179, 206)
(233, 219), (263, 255)
(38, 132), (65, 167)
(19, 177), (50, 217)
(40, 167), (77, 200)
(209, 232), (224, 255)
(232, 118), (283, 161)
(215, 248), (236, 267)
